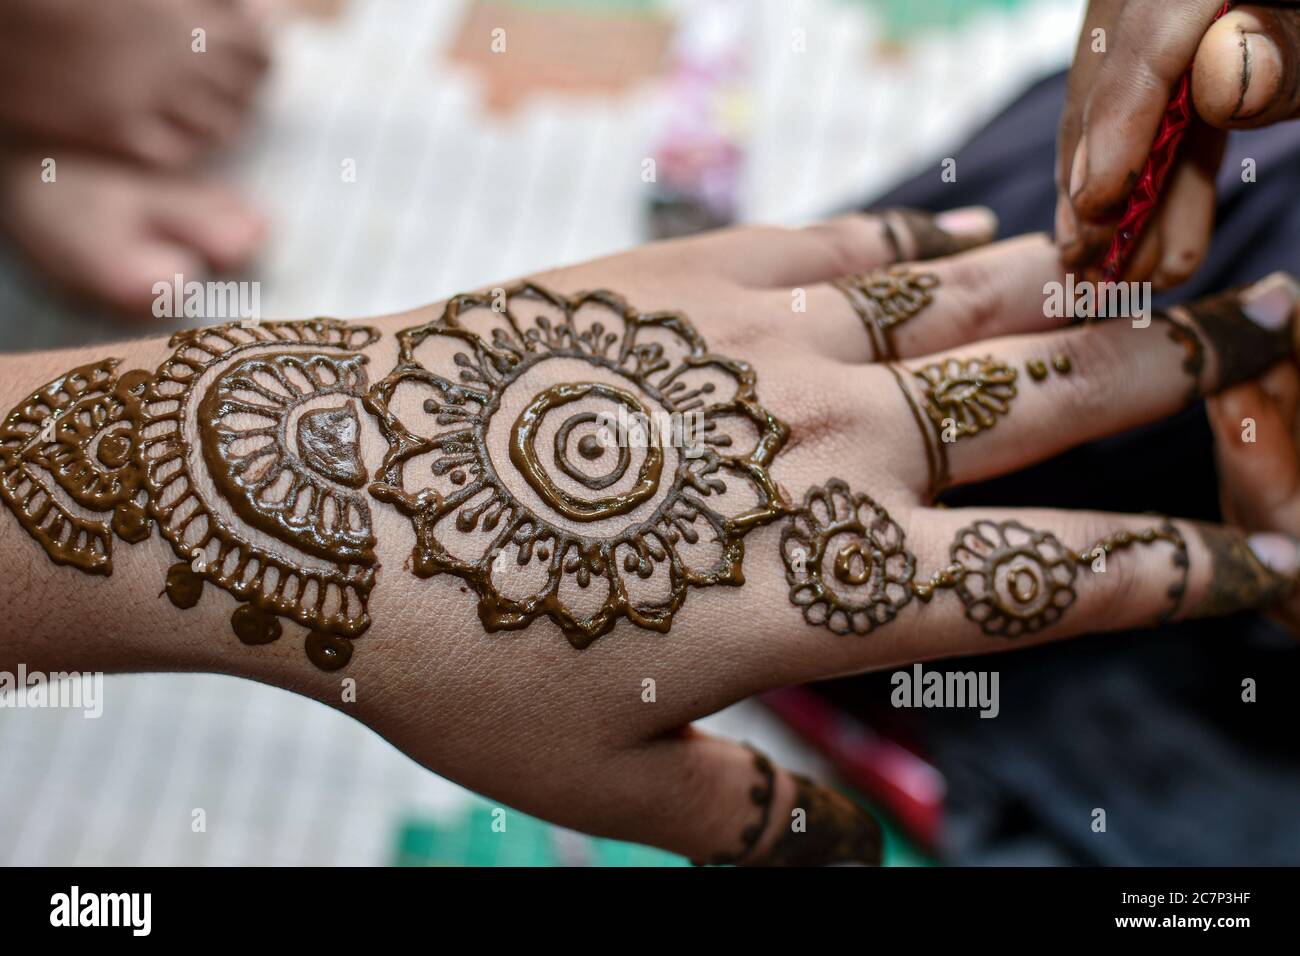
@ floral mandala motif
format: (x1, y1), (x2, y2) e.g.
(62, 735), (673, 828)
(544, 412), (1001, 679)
(780, 479), (915, 635)
(364, 282), (789, 648)
(951, 519), (1077, 637)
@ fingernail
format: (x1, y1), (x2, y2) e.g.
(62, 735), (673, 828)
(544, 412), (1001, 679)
(1233, 32), (1283, 120)
(1068, 137), (1089, 199)
(1248, 532), (1300, 578)
(1241, 272), (1300, 330)
(1054, 196), (1077, 250)
(933, 206), (998, 246)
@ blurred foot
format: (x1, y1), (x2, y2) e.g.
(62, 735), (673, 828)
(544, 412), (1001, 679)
(0, 0), (270, 168)
(0, 151), (266, 316)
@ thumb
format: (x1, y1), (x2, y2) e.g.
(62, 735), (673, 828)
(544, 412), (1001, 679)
(609, 727), (884, 866)
(1193, 5), (1300, 128)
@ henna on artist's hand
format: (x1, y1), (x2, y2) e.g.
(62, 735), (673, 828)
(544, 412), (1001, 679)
(2, 221), (1298, 868)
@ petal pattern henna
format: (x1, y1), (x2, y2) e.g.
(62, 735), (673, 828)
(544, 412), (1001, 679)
(0, 360), (151, 574)
(779, 482), (1190, 639)
(780, 479), (915, 636)
(913, 356), (1019, 439)
(946, 520), (1078, 637)
(139, 319), (381, 668)
(833, 267), (939, 360)
(364, 282), (789, 649)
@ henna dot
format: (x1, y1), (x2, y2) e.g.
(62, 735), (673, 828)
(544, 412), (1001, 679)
(1027, 360), (1048, 381)
(164, 563), (204, 610)
(96, 429), (134, 468)
(111, 501), (150, 544)
(577, 434), (605, 460)
(1052, 353), (1072, 374)
(305, 630), (353, 671)
(536, 546), (550, 561)
(833, 542), (873, 586)
(1009, 568), (1039, 603)
(231, 604), (283, 645)
(450, 469), (467, 485)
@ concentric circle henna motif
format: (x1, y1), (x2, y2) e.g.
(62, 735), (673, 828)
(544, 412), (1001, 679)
(139, 320), (381, 664)
(0, 359), (151, 574)
(950, 520), (1077, 637)
(781, 479), (915, 635)
(364, 281), (789, 648)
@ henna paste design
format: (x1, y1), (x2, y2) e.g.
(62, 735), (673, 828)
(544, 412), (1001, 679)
(913, 356), (1018, 439)
(880, 207), (984, 263)
(0, 360), (151, 573)
(139, 320), (381, 667)
(699, 748), (775, 866)
(913, 520), (1191, 636)
(885, 362), (949, 498)
(780, 479), (915, 635)
(700, 747), (884, 867)
(1027, 354), (1073, 382)
(833, 268), (939, 360)
(1187, 523), (1294, 618)
(946, 520), (1077, 637)
(365, 282), (788, 649)
(752, 772), (884, 867)
(1151, 310), (1206, 406)
(1179, 285), (1292, 393)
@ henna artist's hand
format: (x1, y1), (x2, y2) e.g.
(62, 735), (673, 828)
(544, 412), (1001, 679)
(3, 210), (1299, 867)
(1056, 1), (1300, 285)
(1205, 277), (1300, 633)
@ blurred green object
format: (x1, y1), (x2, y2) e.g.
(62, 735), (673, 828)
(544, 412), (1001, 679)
(392, 794), (930, 867)
(856, 0), (1039, 41)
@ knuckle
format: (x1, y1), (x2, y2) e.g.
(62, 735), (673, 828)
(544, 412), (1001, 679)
(803, 219), (872, 277)
(775, 368), (863, 455)
(942, 256), (1002, 338)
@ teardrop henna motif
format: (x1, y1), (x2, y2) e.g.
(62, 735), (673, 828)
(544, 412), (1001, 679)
(139, 320), (381, 663)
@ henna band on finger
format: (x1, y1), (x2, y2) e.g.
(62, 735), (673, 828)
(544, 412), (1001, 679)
(881, 207), (983, 262)
(833, 268), (939, 360)
(885, 362), (949, 498)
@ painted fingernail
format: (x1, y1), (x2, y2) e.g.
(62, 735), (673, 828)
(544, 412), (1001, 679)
(1054, 195), (1077, 251)
(933, 206), (998, 246)
(1241, 272), (1300, 330)
(1248, 532), (1300, 578)
(1068, 137), (1089, 199)
(1233, 32), (1283, 120)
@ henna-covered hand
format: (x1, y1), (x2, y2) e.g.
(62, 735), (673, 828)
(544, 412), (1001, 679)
(3, 209), (1298, 869)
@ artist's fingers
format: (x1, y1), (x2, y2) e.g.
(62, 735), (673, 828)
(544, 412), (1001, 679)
(1148, 122), (1226, 288)
(1068, 0), (1234, 227)
(1193, 5), (1300, 129)
(597, 729), (882, 866)
(1057, 0), (1127, 260)
(780, 234), (1066, 363)
(896, 507), (1300, 657)
(1099, 121), (1224, 287)
(670, 207), (997, 290)
(1209, 373), (1300, 530)
(882, 272), (1299, 493)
